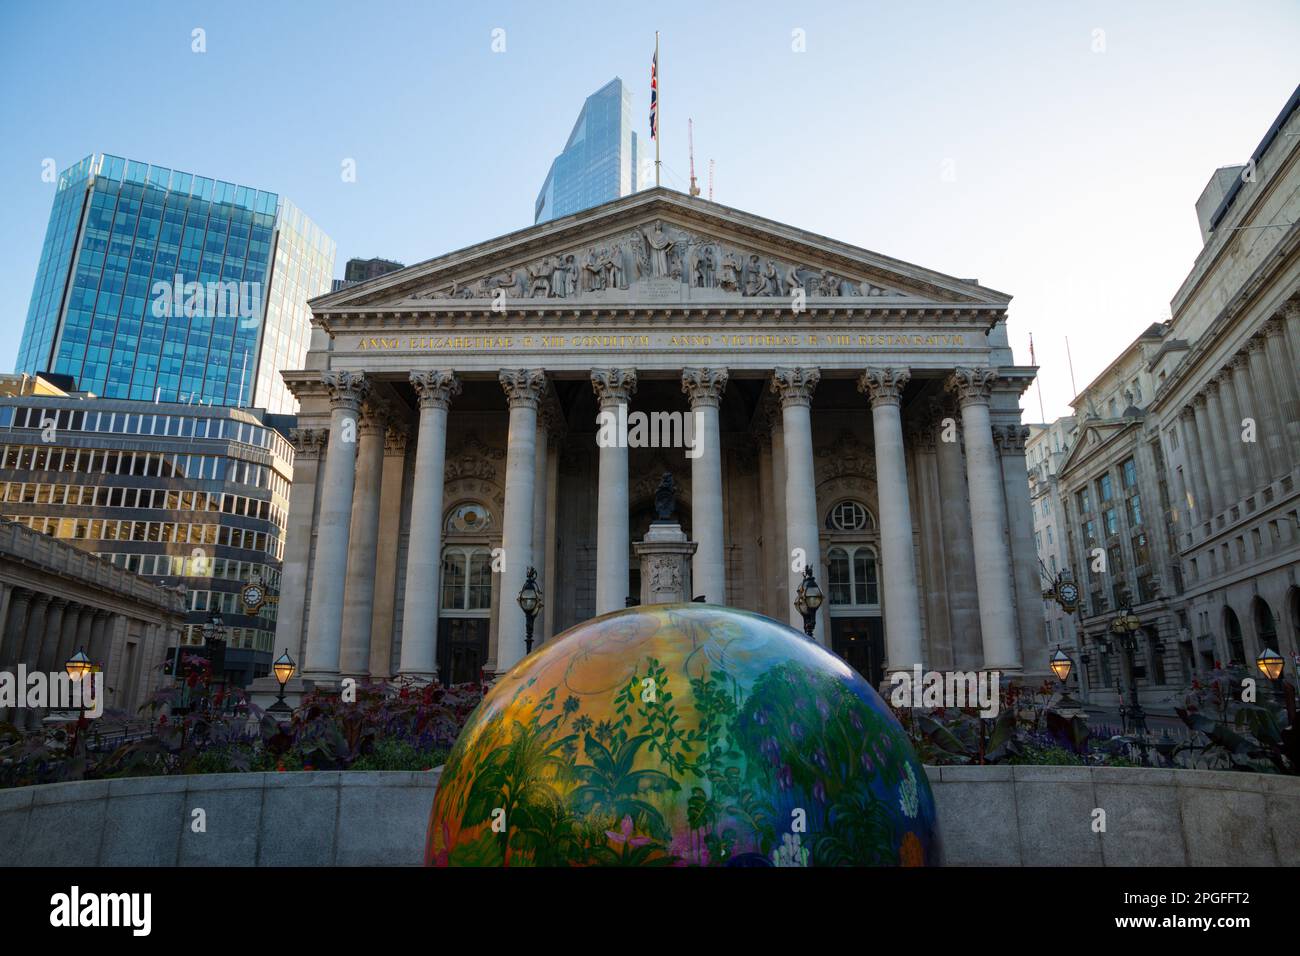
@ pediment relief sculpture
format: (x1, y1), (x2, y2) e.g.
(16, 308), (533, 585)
(816, 429), (877, 481)
(411, 220), (908, 302)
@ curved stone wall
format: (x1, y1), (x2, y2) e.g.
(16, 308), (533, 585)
(0, 765), (1295, 866)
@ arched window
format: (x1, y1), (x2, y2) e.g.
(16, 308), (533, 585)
(827, 545), (879, 608)
(441, 546), (493, 612)
(445, 502), (493, 535)
(826, 500), (874, 532)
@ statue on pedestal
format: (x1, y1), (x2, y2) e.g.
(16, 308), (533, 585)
(653, 472), (676, 521)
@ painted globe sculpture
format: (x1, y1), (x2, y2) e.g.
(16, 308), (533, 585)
(426, 604), (938, 866)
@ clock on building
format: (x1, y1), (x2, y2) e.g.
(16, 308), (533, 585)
(241, 582), (266, 613)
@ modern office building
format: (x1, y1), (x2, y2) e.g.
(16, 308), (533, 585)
(345, 257), (404, 284)
(15, 153), (335, 415)
(0, 375), (295, 687)
(534, 78), (640, 224)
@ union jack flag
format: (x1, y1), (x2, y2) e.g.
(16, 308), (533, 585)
(649, 48), (658, 139)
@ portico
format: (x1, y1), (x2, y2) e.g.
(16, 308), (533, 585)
(277, 189), (1045, 687)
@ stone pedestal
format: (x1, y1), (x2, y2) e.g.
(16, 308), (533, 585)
(634, 522), (698, 605)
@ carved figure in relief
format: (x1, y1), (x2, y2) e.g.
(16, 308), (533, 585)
(744, 255), (766, 296)
(646, 223), (674, 278)
(527, 261), (551, 298)
(649, 557), (681, 595)
(582, 249), (604, 292)
(786, 265), (808, 295)
(718, 251), (742, 292)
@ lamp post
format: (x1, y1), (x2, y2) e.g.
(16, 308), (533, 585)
(202, 612), (226, 713)
(1049, 645), (1081, 712)
(794, 566), (823, 640)
(1256, 647), (1297, 728)
(64, 648), (93, 755)
(516, 567), (543, 655)
(1109, 606), (1147, 736)
(268, 649), (296, 716)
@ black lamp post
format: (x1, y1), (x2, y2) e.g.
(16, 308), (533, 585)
(1256, 647), (1297, 727)
(202, 612), (226, 712)
(516, 567), (543, 654)
(268, 648), (296, 716)
(64, 648), (93, 754)
(1109, 606), (1147, 736)
(794, 566), (823, 640)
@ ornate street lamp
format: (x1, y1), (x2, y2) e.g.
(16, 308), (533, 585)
(516, 567), (543, 654)
(1109, 606), (1147, 736)
(268, 649), (296, 716)
(64, 648), (93, 683)
(1050, 645), (1081, 711)
(202, 612), (226, 712)
(1256, 647), (1297, 729)
(794, 566), (823, 639)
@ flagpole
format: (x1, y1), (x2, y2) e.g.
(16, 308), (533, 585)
(654, 31), (661, 187)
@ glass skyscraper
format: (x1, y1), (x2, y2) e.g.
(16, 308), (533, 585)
(15, 154), (334, 415)
(534, 78), (640, 224)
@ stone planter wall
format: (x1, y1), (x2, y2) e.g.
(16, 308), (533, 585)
(1, 765), (1295, 866)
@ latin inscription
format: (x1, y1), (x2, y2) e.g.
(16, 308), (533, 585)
(354, 331), (968, 353)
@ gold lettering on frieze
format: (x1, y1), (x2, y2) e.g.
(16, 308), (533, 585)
(349, 330), (965, 352)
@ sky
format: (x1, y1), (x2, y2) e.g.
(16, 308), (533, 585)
(0, 0), (1297, 421)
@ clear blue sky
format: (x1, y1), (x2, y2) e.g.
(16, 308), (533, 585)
(1, 0), (1297, 419)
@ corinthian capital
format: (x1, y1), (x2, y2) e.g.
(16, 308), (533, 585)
(500, 368), (549, 409)
(770, 367), (820, 407)
(288, 427), (329, 460)
(411, 369), (461, 410)
(945, 366), (998, 406)
(321, 370), (370, 410)
(681, 367), (729, 408)
(590, 368), (637, 408)
(857, 366), (911, 406)
(992, 424), (1030, 453)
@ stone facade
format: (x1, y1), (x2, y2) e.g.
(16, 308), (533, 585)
(1047, 93), (1300, 706)
(274, 188), (1045, 688)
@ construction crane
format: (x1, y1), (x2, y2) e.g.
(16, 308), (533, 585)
(688, 118), (700, 197)
(708, 158), (714, 201)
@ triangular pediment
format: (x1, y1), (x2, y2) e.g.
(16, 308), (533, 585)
(1057, 417), (1138, 476)
(310, 188), (1010, 316)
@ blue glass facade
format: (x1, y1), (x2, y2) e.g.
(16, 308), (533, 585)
(15, 154), (334, 414)
(535, 78), (639, 224)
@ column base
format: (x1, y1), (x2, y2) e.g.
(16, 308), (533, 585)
(397, 670), (439, 685)
(247, 675), (316, 715)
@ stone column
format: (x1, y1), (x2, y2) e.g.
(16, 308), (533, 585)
(0, 588), (31, 666)
(275, 428), (327, 663)
(496, 369), (548, 673)
(1262, 318), (1300, 463)
(339, 399), (390, 679)
(88, 610), (114, 671)
(369, 424), (409, 678)
(755, 427), (777, 618)
(54, 603), (82, 669)
(931, 400), (983, 669)
(1246, 335), (1286, 480)
(1204, 380), (1240, 507)
(19, 594), (51, 669)
(1178, 406), (1211, 524)
(682, 367), (728, 605)
(531, 405), (553, 637)
(73, 606), (95, 659)
(304, 370), (370, 682)
(768, 409), (789, 617)
(947, 367), (1021, 673)
(1215, 366), (1254, 498)
(542, 426), (563, 641)
(771, 367), (823, 641)
(908, 422), (952, 668)
(1222, 356), (1263, 496)
(859, 368), (923, 671)
(1190, 395), (1221, 516)
(36, 599), (68, 673)
(592, 368), (637, 616)
(995, 423), (1046, 676)
(399, 370), (461, 680)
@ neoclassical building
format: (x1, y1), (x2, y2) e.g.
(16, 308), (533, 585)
(275, 189), (1046, 688)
